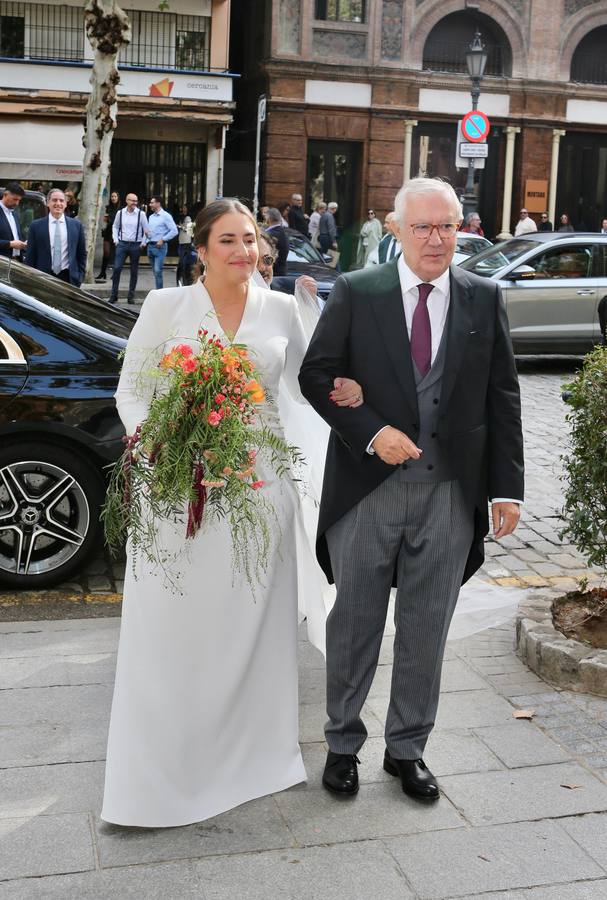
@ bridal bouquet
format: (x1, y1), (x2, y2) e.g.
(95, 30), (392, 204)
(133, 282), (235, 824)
(102, 330), (302, 586)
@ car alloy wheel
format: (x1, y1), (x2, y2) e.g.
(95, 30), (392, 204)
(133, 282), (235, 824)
(0, 443), (105, 588)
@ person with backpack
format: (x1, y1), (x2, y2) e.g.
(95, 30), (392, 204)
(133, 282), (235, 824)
(110, 193), (150, 304)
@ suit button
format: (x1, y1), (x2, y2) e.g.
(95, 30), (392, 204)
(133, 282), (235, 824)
(433, 398), (439, 405)
(427, 464), (434, 470)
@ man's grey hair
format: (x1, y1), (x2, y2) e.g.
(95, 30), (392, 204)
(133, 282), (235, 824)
(393, 178), (463, 224)
(46, 188), (65, 203)
(464, 211), (480, 225)
(328, 201), (338, 211)
(266, 206), (282, 224)
(317, 201), (327, 211)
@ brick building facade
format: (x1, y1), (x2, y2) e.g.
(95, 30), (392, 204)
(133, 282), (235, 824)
(229, 0), (607, 247)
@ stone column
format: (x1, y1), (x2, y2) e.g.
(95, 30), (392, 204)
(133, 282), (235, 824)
(549, 129), (566, 227)
(403, 119), (417, 184)
(498, 126), (520, 239)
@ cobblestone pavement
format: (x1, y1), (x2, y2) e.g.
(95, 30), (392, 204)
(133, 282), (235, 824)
(1, 356), (607, 898)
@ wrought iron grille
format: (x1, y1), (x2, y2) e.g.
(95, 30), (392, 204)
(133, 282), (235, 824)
(0, 2), (211, 72)
(422, 39), (504, 77)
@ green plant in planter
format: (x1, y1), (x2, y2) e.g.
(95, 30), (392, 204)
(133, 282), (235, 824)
(560, 346), (607, 574)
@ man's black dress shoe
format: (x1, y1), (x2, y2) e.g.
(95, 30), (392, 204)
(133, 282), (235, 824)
(322, 751), (360, 795)
(383, 750), (439, 801)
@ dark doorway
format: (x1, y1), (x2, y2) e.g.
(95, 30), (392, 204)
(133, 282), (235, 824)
(557, 132), (607, 231)
(411, 121), (503, 239)
(306, 140), (362, 269)
(110, 139), (207, 218)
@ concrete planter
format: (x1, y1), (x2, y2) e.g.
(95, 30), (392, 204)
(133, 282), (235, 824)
(516, 593), (607, 697)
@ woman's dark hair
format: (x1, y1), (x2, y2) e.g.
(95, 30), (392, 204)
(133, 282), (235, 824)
(193, 198), (259, 249)
(109, 191), (121, 206)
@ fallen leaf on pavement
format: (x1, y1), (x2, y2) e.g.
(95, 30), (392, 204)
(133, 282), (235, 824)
(478, 854), (491, 862)
(560, 783), (584, 790)
(513, 709), (535, 719)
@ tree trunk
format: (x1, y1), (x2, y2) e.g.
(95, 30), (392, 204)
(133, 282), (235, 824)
(79, 0), (131, 284)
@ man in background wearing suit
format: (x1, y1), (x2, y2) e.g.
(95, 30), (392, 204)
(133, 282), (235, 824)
(300, 177), (523, 803)
(0, 182), (27, 260)
(26, 188), (87, 287)
(265, 207), (289, 276)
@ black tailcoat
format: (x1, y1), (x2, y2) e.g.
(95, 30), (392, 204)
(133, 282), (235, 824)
(298, 258), (524, 585)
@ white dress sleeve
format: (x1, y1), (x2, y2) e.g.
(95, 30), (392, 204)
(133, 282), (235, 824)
(114, 290), (169, 436)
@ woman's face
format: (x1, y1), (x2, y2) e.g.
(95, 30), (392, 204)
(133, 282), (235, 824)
(368, 210), (375, 220)
(110, 192), (119, 204)
(181, 205), (188, 215)
(199, 212), (259, 285)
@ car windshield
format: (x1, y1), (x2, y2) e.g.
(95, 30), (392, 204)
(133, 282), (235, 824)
(1, 259), (133, 338)
(459, 239), (536, 277)
(456, 235), (492, 257)
(287, 236), (325, 264)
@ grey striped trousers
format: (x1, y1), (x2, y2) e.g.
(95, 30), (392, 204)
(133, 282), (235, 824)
(325, 473), (473, 759)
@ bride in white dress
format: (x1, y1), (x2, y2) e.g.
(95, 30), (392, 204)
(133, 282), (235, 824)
(101, 199), (362, 828)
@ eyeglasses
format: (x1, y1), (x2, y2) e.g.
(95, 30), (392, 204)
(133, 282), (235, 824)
(409, 223), (459, 240)
(541, 214), (548, 218)
(261, 254), (276, 266)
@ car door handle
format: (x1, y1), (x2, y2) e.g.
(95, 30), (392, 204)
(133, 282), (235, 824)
(576, 289), (595, 295)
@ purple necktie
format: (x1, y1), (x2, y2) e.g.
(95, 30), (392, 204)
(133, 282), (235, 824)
(411, 283), (433, 376)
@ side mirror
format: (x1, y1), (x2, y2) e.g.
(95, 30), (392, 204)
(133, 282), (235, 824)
(505, 264), (536, 281)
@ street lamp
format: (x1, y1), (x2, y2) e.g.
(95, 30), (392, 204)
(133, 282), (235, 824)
(461, 30), (488, 220)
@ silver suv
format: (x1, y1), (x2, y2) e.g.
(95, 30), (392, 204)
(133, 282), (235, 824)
(459, 233), (607, 354)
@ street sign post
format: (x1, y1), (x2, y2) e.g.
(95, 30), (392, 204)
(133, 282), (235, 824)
(253, 94), (266, 219)
(455, 118), (488, 170)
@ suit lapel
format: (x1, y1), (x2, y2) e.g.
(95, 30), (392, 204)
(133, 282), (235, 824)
(370, 259), (419, 420)
(439, 266), (474, 414)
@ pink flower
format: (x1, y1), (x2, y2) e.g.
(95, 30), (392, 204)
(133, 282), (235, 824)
(180, 358), (197, 373)
(251, 480), (265, 490)
(174, 343), (194, 358)
(208, 411), (222, 426)
(214, 393), (226, 405)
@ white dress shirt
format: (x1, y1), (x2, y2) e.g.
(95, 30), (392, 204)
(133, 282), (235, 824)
(48, 214), (69, 272)
(112, 206), (149, 245)
(1, 201), (21, 256)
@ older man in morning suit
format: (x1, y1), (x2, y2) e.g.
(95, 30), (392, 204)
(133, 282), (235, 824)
(299, 177), (524, 802)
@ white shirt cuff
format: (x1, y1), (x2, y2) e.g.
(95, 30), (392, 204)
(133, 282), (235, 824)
(491, 498), (523, 505)
(366, 426), (389, 455)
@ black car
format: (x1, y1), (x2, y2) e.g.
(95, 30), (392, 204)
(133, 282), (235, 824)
(0, 257), (133, 588)
(272, 228), (339, 303)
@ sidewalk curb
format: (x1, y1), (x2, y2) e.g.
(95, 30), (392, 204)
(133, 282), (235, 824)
(0, 591), (122, 606)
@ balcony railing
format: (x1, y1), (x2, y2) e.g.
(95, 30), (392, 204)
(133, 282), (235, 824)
(422, 39), (505, 77)
(0, 2), (211, 72)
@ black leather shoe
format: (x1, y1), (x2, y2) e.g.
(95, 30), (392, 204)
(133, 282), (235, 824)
(322, 751), (360, 795)
(383, 750), (439, 801)
(127, 296), (135, 304)
(108, 296), (118, 304)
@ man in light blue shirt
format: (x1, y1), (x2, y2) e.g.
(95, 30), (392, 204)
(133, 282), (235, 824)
(147, 196), (178, 289)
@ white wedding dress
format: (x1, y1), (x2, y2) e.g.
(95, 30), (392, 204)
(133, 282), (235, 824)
(101, 279), (328, 827)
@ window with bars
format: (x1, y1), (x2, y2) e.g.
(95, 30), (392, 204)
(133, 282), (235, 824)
(0, 3), (211, 71)
(314, 0), (366, 23)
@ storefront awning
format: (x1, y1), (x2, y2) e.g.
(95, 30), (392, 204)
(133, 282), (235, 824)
(0, 119), (84, 181)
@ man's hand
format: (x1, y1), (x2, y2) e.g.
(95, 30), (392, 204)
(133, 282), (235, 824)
(492, 501), (520, 539)
(156, 239), (164, 248)
(331, 377), (363, 408)
(10, 239), (27, 250)
(372, 426), (422, 465)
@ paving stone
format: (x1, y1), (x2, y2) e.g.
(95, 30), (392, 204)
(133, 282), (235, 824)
(0, 861), (203, 899)
(433, 690), (515, 730)
(273, 780), (464, 846)
(87, 576), (113, 592)
(559, 813), (607, 870)
(195, 840), (413, 899)
(0, 684), (112, 727)
(384, 820), (604, 899)
(463, 881), (607, 900)
(474, 722), (570, 767)
(0, 719), (108, 769)
(0, 620), (120, 659)
(440, 762), (607, 825)
(95, 796), (295, 867)
(298, 668), (326, 705)
(0, 654), (116, 689)
(0, 761), (104, 818)
(0, 813), (94, 880)
(439, 658), (489, 692)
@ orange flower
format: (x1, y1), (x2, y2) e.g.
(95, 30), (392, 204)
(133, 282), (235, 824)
(245, 380), (265, 403)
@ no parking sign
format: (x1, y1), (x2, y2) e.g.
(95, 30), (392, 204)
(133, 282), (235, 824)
(461, 111), (491, 143)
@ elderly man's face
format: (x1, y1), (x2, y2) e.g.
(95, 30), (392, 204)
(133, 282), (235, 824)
(519, 209), (529, 219)
(394, 192), (461, 282)
(291, 194), (303, 207)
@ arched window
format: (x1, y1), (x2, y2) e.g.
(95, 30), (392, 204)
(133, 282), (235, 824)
(571, 27), (607, 85)
(422, 12), (512, 77)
